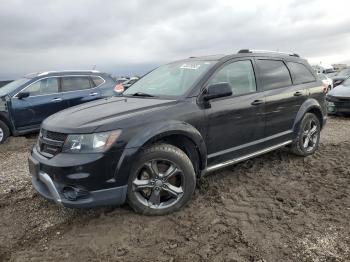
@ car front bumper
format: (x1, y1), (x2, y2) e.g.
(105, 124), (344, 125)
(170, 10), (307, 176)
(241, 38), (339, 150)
(29, 146), (128, 208)
(326, 100), (350, 114)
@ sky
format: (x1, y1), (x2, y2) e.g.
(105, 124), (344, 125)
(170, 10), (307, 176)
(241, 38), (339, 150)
(0, 0), (349, 80)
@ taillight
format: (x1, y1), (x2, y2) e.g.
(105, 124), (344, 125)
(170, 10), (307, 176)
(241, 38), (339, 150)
(114, 84), (125, 93)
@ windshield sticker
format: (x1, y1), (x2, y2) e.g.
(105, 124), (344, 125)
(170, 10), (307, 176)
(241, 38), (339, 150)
(180, 63), (201, 70)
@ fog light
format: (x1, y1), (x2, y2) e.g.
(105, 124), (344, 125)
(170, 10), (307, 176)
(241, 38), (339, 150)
(62, 187), (78, 201)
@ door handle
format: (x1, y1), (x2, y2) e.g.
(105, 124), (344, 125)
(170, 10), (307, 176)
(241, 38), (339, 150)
(51, 98), (62, 102)
(251, 99), (264, 106)
(89, 92), (99, 96)
(294, 91), (303, 97)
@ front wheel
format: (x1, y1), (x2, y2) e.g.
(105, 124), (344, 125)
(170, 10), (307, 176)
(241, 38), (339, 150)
(127, 143), (196, 215)
(290, 113), (320, 156)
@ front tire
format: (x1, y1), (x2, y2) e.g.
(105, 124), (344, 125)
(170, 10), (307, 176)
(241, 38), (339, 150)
(0, 120), (10, 144)
(291, 113), (320, 156)
(127, 143), (196, 215)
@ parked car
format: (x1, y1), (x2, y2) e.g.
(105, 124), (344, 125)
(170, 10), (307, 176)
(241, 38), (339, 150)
(29, 50), (326, 215)
(318, 73), (333, 91)
(114, 76), (140, 94)
(0, 80), (13, 88)
(0, 70), (116, 144)
(326, 77), (350, 114)
(331, 67), (350, 87)
(116, 77), (129, 84)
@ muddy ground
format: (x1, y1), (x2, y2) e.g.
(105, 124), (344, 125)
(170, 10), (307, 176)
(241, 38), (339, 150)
(0, 116), (349, 262)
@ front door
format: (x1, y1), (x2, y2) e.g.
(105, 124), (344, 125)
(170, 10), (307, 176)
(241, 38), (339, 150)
(11, 77), (65, 129)
(204, 59), (265, 167)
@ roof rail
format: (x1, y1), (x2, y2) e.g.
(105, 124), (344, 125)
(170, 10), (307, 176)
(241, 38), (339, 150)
(38, 70), (100, 76)
(238, 49), (300, 57)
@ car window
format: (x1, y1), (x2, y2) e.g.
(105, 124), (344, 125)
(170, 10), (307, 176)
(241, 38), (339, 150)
(287, 62), (316, 84)
(91, 76), (104, 87)
(208, 60), (256, 96)
(61, 76), (92, 92)
(25, 78), (59, 96)
(256, 60), (292, 90)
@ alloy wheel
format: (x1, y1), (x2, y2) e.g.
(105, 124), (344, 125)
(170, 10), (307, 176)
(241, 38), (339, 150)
(132, 159), (184, 209)
(0, 127), (3, 142)
(302, 119), (318, 152)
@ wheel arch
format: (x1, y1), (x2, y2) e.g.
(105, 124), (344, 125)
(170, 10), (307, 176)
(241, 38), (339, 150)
(114, 121), (207, 185)
(293, 98), (324, 134)
(0, 113), (13, 135)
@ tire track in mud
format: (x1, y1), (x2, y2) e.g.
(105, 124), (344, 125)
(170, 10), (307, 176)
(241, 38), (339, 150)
(1, 117), (350, 261)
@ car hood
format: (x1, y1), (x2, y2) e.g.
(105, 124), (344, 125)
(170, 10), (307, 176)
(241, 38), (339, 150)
(328, 85), (350, 98)
(43, 96), (177, 133)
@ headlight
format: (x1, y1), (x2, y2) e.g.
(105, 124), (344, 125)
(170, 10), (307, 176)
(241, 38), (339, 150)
(62, 130), (122, 153)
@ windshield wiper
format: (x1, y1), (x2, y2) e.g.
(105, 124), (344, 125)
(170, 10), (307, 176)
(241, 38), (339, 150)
(127, 92), (156, 97)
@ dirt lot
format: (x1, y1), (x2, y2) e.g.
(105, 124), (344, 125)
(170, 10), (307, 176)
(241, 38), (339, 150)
(0, 116), (349, 262)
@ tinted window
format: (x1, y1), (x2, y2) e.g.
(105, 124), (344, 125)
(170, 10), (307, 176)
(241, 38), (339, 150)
(287, 62), (316, 84)
(256, 60), (292, 90)
(209, 60), (256, 96)
(62, 76), (92, 92)
(25, 78), (59, 96)
(91, 76), (104, 86)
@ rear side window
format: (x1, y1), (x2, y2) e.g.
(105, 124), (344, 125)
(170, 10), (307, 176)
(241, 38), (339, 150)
(61, 76), (92, 92)
(209, 60), (256, 96)
(91, 76), (104, 87)
(287, 62), (316, 84)
(25, 78), (59, 96)
(256, 60), (292, 90)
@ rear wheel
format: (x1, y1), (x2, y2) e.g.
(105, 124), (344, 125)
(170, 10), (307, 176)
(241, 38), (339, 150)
(127, 143), (196, 215)
(291, 113), (320, 156)
(0, 120), (10, 144)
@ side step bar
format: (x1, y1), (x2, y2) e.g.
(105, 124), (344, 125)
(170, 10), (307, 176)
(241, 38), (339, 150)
(205, 140), (292, 173)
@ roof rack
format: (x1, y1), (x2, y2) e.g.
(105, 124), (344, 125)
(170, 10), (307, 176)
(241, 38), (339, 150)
(37, 70), (100, 76)
(238, 49), (300, 57)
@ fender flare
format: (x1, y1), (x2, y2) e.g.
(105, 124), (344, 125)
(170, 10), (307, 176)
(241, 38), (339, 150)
(114, 120), (207, 185)
(293, 98), (324, 134)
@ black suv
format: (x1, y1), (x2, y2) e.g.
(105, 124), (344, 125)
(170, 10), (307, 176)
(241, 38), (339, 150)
(0, 70), (116, 143)
(29, 50), (327, 215)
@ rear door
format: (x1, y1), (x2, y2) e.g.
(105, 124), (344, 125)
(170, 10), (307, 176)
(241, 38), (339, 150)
(60, 76), (102, 108)
(11, 77), (65, 129)
(204, 59), (266, 166)
(255, 59), (309, 146)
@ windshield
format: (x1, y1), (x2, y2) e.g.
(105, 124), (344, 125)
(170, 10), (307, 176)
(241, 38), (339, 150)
(0, 78), (30, 96)
(337, 68), (350, 77)
(342, 77), (350, 87)
(123, 61), (214, 98)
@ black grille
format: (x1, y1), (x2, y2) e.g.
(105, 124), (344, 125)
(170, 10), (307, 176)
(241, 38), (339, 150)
(38, 129), (67, 158)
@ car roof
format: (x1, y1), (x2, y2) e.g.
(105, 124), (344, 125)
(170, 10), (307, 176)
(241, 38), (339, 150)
(24, 70), (105, 78)
(177, 50), (306, 64)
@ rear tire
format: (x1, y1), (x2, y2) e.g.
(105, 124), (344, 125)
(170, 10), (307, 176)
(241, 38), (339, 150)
(290, 113), (320, 156)
(127, 143), (196, 215)
(0, 120), (10, 144)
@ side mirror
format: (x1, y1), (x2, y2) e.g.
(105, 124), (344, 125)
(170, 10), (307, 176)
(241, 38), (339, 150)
(203, 82), (232, 100)
(16, 92), (30, 99)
